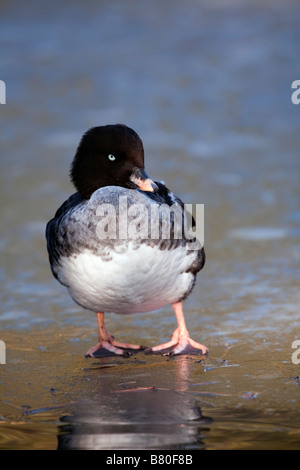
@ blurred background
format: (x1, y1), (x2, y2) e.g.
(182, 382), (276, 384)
(0, 0), (300, 450)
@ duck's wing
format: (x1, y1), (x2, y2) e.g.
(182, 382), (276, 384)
(45, 192), (85, 283)
(145, 181), (205, 274)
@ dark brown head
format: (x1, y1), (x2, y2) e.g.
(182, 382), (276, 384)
(70, 124), (158, 199)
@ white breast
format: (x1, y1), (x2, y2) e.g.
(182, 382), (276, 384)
(58, 242), (196, 314)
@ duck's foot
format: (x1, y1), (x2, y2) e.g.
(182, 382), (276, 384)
(145, 329), (208, 356)
(85, 312), (146, 358)
(145, 302), (208, 357)
(85, 339), (145, 358)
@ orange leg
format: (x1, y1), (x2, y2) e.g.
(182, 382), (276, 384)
(146, 302), (208, 356)
(85, 312), (145, 358)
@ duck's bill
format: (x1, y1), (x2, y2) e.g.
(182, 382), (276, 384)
(130, 168), (159, 193)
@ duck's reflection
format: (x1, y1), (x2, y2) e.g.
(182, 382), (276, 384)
(57, 355), (212, 450)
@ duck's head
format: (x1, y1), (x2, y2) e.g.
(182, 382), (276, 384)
(70, 124), (158, 199)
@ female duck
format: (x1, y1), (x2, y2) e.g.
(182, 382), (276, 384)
(46, 124), (207, 357)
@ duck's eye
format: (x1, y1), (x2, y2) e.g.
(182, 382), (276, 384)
(108, 154), (116, 162)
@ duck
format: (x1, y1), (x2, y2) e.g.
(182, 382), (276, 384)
(46, 124), (208, 357)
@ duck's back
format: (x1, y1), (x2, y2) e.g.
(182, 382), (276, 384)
(46, 185), (205, 314)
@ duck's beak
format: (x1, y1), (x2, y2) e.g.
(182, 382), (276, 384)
(130, 168), (159, 193)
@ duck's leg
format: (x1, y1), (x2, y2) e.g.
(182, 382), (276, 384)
(146, 302), (208, 356)
(85, 312), (145, 357)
